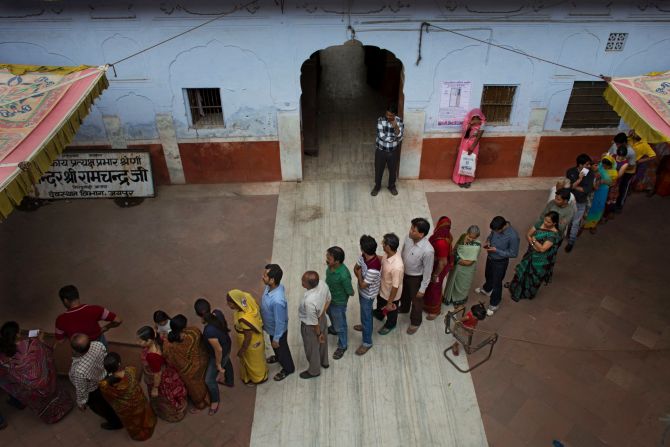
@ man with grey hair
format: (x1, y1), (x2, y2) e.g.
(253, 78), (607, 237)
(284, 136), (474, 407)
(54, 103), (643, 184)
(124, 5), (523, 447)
(298, 271), (331, 379)
(69, 334), (122, 430)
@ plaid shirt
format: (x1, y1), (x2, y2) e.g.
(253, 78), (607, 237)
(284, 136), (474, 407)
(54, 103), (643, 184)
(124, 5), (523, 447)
(375, 116), (404, 152)
(69, 341), (107, 406)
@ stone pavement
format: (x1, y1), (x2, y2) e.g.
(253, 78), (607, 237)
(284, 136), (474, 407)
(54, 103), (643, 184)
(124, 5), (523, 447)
(0, 179), (669, 446)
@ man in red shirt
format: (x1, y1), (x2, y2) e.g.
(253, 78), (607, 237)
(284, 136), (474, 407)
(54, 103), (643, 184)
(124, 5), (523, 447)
(55, 285), (122, 347)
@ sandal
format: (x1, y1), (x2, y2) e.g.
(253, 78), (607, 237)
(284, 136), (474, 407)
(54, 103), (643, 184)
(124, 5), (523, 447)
(208, 403), (219, 416)
(355, 345), (371, 356)
(266, 355), (278, 364)
(273, 370), (289, 382)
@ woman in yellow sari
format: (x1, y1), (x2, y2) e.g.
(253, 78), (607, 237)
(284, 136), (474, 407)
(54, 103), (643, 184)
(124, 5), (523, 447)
(226, 290), (268, 386)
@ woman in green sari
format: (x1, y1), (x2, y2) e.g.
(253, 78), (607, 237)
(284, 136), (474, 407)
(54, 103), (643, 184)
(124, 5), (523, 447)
(443, 225), (482, 306)
(509, 211), (560, 301)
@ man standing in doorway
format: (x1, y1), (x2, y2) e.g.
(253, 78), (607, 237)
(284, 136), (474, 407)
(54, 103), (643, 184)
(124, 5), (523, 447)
(399, 218), (435, 335)
(372, 104), (404, 197)
(475, 216), (520, 316)
(325, 247), (354, 360)
(261, 264), (295, 381)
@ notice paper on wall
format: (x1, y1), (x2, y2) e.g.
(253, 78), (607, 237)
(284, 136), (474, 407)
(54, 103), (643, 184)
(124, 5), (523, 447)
(438, 81), (472, 126)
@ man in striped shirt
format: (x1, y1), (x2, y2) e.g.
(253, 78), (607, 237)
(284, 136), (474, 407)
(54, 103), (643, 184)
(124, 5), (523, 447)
(353, 235), (382, 355)
(372, 104), (404, 197)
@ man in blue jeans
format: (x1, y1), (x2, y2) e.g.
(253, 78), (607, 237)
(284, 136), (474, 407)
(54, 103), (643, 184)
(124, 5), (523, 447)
(325, 246), (354, 360)
(260, 263), (295, 381)
(352, 235), (382, 356)
(475, 216), (520, 316)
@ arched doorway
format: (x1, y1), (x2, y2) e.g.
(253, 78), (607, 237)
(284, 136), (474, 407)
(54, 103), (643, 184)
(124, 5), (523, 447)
(299, 41), (404, 181)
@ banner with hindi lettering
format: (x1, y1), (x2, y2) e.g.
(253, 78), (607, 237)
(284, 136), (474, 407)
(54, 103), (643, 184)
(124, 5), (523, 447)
(31, 150), (155, 199)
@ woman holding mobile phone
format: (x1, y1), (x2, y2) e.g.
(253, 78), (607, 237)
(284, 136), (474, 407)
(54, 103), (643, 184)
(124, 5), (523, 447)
(0, 321), (74, 423)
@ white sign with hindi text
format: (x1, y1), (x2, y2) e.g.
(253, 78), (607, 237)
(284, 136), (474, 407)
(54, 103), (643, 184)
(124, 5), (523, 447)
(32, 151), (155, 199)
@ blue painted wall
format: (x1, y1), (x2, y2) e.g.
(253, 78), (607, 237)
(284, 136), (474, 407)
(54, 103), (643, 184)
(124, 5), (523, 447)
(1, 0), (669, 143)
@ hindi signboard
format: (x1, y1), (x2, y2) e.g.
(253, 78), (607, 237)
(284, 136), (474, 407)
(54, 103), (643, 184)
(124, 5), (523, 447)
(438, 81), (472, 126)
(32, 150), (155, 200)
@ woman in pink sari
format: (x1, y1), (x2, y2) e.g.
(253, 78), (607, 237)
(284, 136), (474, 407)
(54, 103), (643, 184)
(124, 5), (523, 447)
(0, 321), (73, 424)
(452, 109), (486, 188)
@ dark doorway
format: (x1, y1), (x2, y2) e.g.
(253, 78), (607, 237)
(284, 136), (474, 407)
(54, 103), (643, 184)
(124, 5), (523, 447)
(299, 41), (404, 180)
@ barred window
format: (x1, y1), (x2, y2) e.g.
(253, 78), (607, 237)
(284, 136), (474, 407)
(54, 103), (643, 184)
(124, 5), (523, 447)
(480, 85), (517, 124)
(561, 81), (620, 129)
(184, 88), (224, 128)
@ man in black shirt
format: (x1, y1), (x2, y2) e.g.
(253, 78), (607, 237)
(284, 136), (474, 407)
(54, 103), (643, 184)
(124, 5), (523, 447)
(565, 153), (594, 253)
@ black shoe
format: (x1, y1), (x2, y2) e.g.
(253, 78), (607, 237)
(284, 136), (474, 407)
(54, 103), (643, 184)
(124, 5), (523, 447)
(299, 370), (320, 379)
(371, 187), (380, 196)
(327, 326), (337, 335)
(321, 363), (329, 369)
(565, 243), (574, 253)
(333, 347), (347, 360)
(101, 422), (123, 430)
(388, 186), (398, 196)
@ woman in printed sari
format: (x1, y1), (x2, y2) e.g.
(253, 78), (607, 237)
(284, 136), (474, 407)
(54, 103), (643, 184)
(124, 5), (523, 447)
(100, 352), (156, 441)
(603, 150), (629, 222)
(137, 326), (187, 422)
(423, 216), (454, 318)
(162, 314), (210, 410)
(452, 108), (486, 188)
(0, 321), (73, 424)
(583, 157), (617, 233)
(443, 225), (482, 307)
(226, 290), (268, 386)
(508, 211), (561, 301)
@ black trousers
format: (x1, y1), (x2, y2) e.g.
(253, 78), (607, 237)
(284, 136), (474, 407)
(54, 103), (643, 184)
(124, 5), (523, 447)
(374, 296), (399, 329)
(87, 388), (122, 428)
(374, 148), (400, 189)
(616, 172), (634, 209)
(271, 330), (295, 374)
(482, 257), (509, 307)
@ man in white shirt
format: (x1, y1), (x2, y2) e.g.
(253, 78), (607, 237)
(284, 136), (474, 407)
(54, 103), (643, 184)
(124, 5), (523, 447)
(298, 271), (331, 379)
(399, 218), (435, 334)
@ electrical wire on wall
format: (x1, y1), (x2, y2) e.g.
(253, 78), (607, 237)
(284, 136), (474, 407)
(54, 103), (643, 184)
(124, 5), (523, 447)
(415, 21), (605, 79)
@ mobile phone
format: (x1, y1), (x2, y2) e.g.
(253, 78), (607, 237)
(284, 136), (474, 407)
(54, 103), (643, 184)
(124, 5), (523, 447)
(28, 329), (40, 338)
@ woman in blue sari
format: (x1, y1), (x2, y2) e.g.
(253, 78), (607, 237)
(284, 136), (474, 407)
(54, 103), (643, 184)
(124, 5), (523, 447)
(582, 157), (616, 234)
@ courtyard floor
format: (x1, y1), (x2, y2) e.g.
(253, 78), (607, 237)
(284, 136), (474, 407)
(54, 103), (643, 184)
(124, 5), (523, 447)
(0, 178), (668, 446)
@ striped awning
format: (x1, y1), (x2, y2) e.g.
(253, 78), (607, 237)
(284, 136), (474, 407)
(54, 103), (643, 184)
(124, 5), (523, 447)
(0, 64), (108, 220)
(604, 71), (670, 144)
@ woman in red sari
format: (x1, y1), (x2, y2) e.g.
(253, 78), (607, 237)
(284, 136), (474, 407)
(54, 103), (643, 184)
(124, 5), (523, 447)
(0, 321), (73, 424)
(100, 352), (157, 441)
(423, 216), (454, 319)
(452, 109), (486, 188)
(137, 326), (187, 422)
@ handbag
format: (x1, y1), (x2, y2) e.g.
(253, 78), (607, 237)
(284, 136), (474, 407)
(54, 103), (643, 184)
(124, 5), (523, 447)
(458, 152), (477, 177)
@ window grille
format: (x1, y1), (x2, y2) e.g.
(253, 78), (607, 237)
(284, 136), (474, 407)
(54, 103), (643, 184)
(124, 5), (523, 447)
(480, 85), (517, 124)
(184, 88), (224, 128)
(606, 33), (628, 52)
(561, 81), (620, 129)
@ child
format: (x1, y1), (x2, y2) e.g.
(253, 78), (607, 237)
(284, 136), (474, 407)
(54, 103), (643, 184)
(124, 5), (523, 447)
(153, 310), (171, 336)
(452, 303), (487, 355)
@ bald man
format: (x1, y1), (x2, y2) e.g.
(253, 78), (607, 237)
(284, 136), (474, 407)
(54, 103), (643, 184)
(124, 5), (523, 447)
(68, 334), (122, 430)
(298, 271), (331, 379)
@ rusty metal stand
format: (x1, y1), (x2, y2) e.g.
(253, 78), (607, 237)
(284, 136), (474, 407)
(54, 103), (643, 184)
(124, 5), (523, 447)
(443, 307), (498, 373)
